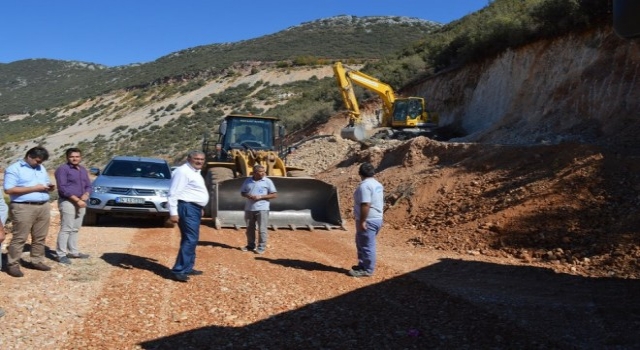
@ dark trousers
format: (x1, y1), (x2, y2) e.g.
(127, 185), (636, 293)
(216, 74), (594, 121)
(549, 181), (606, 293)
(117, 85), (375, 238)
(171, 201), (202, 274)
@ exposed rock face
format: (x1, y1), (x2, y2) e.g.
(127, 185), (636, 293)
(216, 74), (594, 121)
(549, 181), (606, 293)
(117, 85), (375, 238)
(408, 26), (640, 147)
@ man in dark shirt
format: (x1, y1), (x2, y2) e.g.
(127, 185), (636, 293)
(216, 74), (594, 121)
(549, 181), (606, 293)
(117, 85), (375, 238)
(54, 148), (93, 265)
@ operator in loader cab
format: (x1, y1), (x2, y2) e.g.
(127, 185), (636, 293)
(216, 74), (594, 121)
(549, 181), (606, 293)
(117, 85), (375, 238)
(239, 126), (257, 142)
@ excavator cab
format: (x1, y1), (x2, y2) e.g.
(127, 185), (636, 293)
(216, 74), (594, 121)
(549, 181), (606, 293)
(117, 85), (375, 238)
(391, 98), (427, 128)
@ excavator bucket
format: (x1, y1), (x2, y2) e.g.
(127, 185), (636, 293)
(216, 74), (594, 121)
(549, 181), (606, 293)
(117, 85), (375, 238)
(209, 177), (343, 230)
(340, 125), (367, 142)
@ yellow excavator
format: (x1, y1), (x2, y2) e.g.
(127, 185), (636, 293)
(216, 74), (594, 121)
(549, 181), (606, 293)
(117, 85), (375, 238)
(201, 114), (343, 230)
(333, 61), (439, 142)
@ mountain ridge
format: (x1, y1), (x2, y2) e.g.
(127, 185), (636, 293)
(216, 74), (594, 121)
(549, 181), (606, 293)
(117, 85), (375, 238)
(0, 15), (440, 115)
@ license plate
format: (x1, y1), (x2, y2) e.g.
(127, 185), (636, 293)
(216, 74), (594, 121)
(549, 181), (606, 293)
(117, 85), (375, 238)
(116, 196), (145, 204)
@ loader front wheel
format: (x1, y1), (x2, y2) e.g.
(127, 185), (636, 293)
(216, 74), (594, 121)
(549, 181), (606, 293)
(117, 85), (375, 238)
(206, 167), (234, 228)
(210, 167), (234, 183)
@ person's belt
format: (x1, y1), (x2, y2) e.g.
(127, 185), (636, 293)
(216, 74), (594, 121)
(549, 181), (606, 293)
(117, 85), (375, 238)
(178, 200), (203, 209)
(12, 201), (47, 205)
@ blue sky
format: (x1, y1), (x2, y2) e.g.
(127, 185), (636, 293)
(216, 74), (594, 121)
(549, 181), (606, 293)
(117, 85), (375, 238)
(1, 1), (490, 67)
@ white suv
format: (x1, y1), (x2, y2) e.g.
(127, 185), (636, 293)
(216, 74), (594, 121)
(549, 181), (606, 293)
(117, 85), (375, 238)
(84, 156), (172, 226)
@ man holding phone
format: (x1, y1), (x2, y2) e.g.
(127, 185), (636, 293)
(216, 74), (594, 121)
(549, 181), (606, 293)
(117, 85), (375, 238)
(3, 146), (56, 277)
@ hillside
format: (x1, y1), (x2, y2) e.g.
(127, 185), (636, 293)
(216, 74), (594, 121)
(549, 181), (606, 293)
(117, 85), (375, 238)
(0, 15), (439, 115)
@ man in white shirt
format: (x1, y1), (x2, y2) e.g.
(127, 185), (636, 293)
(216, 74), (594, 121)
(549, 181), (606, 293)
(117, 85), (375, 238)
(168, 151), (209, 282)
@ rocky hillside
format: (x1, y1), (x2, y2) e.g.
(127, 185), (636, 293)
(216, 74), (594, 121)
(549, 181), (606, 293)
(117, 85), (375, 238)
(275, 23), (640, 279)
(409, 26), (639, 149)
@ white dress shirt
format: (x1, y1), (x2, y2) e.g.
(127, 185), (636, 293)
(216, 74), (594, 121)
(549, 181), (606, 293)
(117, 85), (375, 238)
(168, 163), (209, 216)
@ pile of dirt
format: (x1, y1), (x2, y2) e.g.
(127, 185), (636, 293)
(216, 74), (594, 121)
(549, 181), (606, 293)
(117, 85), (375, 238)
(288, 117), (640, 279)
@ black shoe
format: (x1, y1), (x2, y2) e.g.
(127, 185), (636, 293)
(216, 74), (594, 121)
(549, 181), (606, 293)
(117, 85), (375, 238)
(188, 269), (203, 276)
(241, 246), (255, 252)
(68, 253), (90, 259)
(29, 262), (52, 271)
(7, 264), (24, 278)
(172, 273), (190, 282)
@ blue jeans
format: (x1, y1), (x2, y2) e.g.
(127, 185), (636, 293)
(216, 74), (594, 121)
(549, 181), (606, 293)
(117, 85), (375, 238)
(355, 219), (383, 274)
(172, 201), (202, 274)
(245, 210), (269, 251)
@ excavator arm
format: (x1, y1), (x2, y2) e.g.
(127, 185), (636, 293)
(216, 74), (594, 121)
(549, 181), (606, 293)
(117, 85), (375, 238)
(333, 62), (400, 141)
(333, 62), (437, 142)
(333, 62), (396, 126)
(333, 62), (361, 127)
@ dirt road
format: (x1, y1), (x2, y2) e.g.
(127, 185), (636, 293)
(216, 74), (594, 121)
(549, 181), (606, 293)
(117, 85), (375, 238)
(2, 214), (638, 349)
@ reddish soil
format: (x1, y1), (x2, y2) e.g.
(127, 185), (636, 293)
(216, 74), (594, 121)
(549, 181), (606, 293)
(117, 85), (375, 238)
(2, 114), (639, 349)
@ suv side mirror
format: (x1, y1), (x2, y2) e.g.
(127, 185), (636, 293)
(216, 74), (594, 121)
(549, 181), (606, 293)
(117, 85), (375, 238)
(613, 0), (640, 39)
(90, 167), (100, 176)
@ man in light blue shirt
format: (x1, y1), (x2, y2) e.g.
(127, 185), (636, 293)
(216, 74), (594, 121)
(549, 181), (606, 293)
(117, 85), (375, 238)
(240, 164), (277, 254)
(349, 162), (384, 277)
(3, 146), (56, 278)
(0, 193), (6, 317)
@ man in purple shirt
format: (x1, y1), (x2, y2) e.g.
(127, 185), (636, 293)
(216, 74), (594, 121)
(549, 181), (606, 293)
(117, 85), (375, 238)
(54, 148), (93, 265)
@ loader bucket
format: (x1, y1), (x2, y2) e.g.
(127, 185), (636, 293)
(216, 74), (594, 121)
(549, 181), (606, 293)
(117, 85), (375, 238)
(209, 177), (343, 230)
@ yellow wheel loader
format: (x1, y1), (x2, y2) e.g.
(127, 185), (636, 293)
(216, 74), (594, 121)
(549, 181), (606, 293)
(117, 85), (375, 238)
(201, 114), (343, 230)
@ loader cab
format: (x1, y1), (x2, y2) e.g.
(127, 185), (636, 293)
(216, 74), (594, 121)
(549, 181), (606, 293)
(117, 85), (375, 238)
(217, 115), (278, 152)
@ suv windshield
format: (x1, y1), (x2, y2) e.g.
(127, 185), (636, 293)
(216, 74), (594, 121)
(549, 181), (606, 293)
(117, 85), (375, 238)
(103, 160), (171, 179)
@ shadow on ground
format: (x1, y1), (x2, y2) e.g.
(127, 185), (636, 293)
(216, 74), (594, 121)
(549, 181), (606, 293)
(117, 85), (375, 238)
(101, 252), (174, 280)
(139, 259), (640, 349)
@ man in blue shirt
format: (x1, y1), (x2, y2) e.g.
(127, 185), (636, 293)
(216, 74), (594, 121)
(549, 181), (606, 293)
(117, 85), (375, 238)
(240, 164), (277, 254)
(3, 146), (56, 277)
(349, 162), (384, 277)
(54, 148), (93, 265)
(0, 194), (7, 316)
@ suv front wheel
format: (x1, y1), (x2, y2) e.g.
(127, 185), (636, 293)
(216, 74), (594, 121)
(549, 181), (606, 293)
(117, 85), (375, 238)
(83, 209), (99, 226)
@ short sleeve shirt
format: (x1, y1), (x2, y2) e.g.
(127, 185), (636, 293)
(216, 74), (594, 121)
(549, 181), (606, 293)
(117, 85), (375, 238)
(240, 176), (277, 211)
(353, 177), (384, 221)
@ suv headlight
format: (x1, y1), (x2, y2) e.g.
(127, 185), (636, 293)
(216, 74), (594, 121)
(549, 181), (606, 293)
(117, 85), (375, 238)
(92, 186), (111, 194)
(156, 189), (169, 197)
